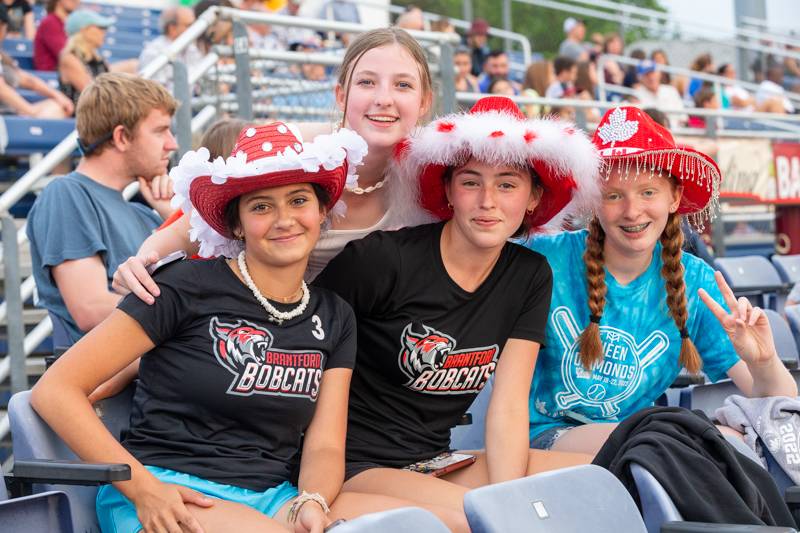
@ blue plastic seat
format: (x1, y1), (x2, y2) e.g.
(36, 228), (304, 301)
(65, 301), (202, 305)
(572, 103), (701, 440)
(100, 44), (145, 62)
(765, 309), (800, 368)
(714, 256), (786, 309)
(464, 464), (647, 532)
(6, 50), (34, 70)
(9, 385), (136, 533)
(450, 378), (492, 451)
(0, 489), (74, 532)
(0, 117), (76, 155)
(329, 507), (450, 532)
(2, 38), (33, 54)
(785, 306), (800, 352)
(773, 255), (800, 285)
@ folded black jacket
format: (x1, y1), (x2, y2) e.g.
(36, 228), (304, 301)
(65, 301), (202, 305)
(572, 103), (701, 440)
(592, 406), (795, 527)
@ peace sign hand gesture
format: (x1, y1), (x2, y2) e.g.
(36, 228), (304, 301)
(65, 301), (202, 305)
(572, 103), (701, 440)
(698, 271), (778, 368)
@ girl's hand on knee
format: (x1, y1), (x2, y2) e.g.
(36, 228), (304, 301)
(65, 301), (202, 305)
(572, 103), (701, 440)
(133, 481), (214, 533)
(699, 271), (777, 367)
(294, 502), (329, 533)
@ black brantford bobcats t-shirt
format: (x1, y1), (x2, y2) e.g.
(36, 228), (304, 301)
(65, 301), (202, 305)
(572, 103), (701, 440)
(119, 257), (356, 491)
(314, 222), (552, 467)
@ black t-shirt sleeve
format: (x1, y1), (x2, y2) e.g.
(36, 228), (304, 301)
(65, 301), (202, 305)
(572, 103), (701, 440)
(508, 252), (553, 345)
(17, 0), (31, 14)
(313, 232), (399, 317)
(117, 261), (196, 345)
(325, 297), (357, 370)
(0, 5), (8, 25)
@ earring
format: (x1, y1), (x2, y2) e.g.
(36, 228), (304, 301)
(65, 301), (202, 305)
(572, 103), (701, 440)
(526, 207), (534, 215)
(447, 202), (453, 210)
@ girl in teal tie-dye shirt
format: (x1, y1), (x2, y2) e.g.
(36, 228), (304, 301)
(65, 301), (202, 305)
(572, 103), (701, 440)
(526, 107), (798, 455)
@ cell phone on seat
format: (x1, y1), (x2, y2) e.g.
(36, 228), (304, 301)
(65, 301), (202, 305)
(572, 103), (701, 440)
(403, 453), (477, 477)
(146, 250), (187, 275)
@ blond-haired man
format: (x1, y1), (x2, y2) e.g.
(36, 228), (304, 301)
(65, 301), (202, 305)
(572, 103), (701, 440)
(27, 73), (178, 344)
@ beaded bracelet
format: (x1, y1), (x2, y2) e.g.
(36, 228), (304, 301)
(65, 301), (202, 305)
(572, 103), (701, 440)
(287, 491), (330, 523)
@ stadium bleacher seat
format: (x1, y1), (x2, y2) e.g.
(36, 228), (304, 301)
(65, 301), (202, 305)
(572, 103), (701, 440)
(680, 370), (800, 419)
(2, 38), (33, 55)
(9, 385), (135, 532)
(464, 464), (647, 532)
(107, 24), (157, 38)
(104, 32), (153, 48)
(450, 378), (492, 450)
(0, 117), (76, 156)
(25, 70), (59, 89)
(0, 486), (74, 533)
(785, 306), (800, 350)
(329, 508), (450, 532)
(100, 44), (145, 62)
(6, 50), (34, 71)
(48, 311), (71, 352)
(714, 256), (787, 310)
(773, 255), (800, 285)
(18, 89), (45, 104)
(764, 309), (800, 368)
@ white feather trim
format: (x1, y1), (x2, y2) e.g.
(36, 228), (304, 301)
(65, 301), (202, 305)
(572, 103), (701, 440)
(170, 128), (368, 258)
(402, 110), (602, 230)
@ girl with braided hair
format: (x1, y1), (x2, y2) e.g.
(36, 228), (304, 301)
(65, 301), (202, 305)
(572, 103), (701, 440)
(526, 106), (797, 455)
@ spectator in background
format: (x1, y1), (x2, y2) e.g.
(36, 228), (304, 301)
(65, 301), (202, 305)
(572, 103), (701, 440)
(0, 49), (74, 117)
(396, 5), (425, 31)
(545, 55), (577, 99)
(718, 63), (784, 113)
(601, 33), (625, 86)
(783, 43), (800, 92)
(478, 50), (519, 93)
(138, 7), (203, 92)
(688, 86), (719, 129)
(33, 0), (78, 71)
(651, 48), (672, 85)
(27, 73), (178, 345)
(453, 45), (479, 93)
(430, 16), (455, 34)
(521, 60), (553, 117)
(634, 59), (686, 128)
(622, 48), (646, 88)
(466, 18), (490, 77)
(2, 0), (33, 39)
(237, 0), (280, 51)
(488, 76), (515, 96)
(558, 17), (588, 62)
(273, 0), (317, 49)
(194, 0), (234, 55)
(756, 65), (796, 114)
(686, 53), (715, 99)
(59, 10), (139, 109)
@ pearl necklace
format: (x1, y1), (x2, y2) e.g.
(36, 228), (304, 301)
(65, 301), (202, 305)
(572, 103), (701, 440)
(345, 175), (386, 195)
(237, 251), (309, 325)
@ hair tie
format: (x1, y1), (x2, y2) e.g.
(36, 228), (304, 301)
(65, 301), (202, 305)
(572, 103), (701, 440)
(589, 314), (602, 324)
(679, 328), (690, 339)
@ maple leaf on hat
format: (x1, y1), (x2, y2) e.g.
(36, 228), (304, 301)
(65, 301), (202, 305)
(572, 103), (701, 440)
(597, 107), (638, 146)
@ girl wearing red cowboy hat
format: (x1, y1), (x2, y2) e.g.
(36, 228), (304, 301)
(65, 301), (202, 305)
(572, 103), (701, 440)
(312, 96), (601, 524)
(31, 123), (415, 533)
(112, 27), (437, 300)
(526, 106), (797, 456)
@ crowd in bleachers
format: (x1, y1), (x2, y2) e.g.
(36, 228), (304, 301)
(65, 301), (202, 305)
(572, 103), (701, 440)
(2, 2), (800, 532)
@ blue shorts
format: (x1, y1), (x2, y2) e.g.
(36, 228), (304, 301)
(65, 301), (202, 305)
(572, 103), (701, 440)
(96, 466), (298, 533)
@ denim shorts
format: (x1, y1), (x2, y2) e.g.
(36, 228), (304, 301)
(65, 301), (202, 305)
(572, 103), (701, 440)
(96, 466), (298, 533)
(530, 426), (574, 450)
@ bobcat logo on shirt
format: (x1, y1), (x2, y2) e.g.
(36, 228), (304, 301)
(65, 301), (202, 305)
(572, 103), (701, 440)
(210, 317), (323, 401)
(398, 323), (498, 395)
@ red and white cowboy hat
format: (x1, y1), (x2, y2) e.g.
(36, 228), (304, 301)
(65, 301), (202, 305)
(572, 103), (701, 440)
(404, 96), (601, 230)
(170, 122), (367, 258)
(592, 106), (722, 226)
